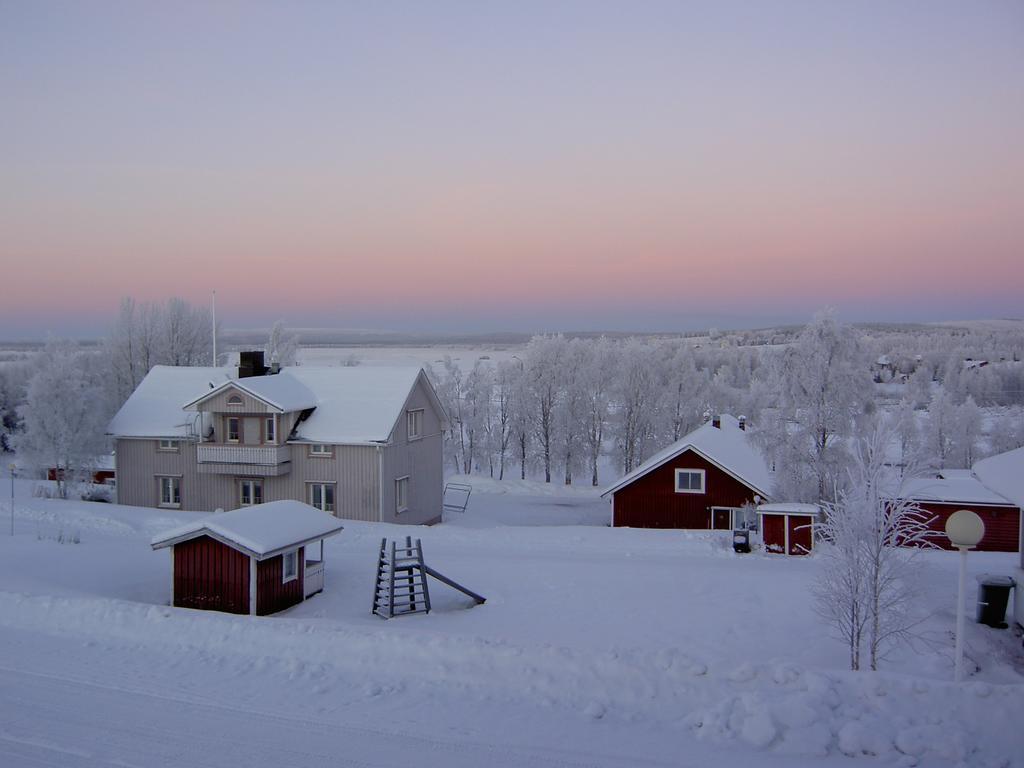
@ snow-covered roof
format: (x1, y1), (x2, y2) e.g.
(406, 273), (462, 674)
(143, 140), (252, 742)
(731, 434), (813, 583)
(972, 447), (1024, 510)
(899, 474), (1016, 507)
(183, 374), (317, 413)
(601, 414), (774, 499)
(107, 366), (232, 438)
(109, 365), (439, 444)
(757, 503), (819, 516)
(151, 501), (344, 558)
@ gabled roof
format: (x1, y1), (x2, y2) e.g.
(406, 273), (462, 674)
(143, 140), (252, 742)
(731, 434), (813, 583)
(182, 374), (317, 413)
(108, 365), (444, 444)
(601, 414), (773, 499)
(150, 501), (344, 558)
(898, 473), (1016, 508)
(107, 366), (232, 438)
(972, 447), (1024, 510)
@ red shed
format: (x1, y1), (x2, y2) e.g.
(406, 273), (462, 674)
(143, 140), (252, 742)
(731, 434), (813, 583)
(898, 470), (1020, 553)
(151, 500), (344, 616)
(757, 503), (818, 555)
(602, 414), (773, 529)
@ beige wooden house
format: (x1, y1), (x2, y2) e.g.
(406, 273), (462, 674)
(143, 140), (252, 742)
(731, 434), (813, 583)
(108, 355), (446, 525)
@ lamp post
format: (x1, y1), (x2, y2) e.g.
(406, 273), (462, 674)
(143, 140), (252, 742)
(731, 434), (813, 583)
(8, 463), (15, 536)
(945, 509), (985, 683)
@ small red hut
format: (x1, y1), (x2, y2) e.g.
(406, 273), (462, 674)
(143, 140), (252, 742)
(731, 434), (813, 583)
(151, 500), (344, 616)
(757, 503), (818, 555)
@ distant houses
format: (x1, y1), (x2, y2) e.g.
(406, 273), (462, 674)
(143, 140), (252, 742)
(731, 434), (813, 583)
(108, 352), (447, 525)
(602, 414), (772, 530)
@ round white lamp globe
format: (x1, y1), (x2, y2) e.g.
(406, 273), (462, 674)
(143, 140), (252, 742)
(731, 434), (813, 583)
(945, 509), (985, 549)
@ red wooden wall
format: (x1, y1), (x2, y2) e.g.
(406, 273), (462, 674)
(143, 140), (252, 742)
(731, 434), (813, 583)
(787, 515), (813, 555)
(173, 535), (250, 614)
(612, 448), (759, 529)
(762, 514), (786, 553)
(255, 546), (304, 616)
(917, 503), (1020, 553)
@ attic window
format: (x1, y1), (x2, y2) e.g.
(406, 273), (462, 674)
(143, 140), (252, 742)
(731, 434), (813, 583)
(675, 469), (706, 494)
(407, 409), (423, 440)
(227, 394), (243, 406)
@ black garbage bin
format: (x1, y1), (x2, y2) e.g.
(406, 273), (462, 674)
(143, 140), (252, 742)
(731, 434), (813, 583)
(732, 529), (751, 554)
(976, 575), (1015, 628)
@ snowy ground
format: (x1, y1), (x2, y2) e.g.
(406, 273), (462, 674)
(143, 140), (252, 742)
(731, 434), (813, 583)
(0, 476), (1022, 767)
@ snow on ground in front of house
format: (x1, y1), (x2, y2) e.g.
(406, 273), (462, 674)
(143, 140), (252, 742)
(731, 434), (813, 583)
(0, 477), (1023, 767)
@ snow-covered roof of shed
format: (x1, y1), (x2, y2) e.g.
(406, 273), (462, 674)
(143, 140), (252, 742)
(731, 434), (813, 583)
(107, 366), (232, 438)
(108, 365), (433, 443)
(184, 374), (317, 413)
(601, 414), (773, 499)
(972, 447), (1024, 509)
(899, 474), (1015, 507)
(757, 503), (819, 515)
(151, 500), (344, 557)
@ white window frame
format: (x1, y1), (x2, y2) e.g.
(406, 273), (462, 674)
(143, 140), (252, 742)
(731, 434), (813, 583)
(157, 439), (179, 452)
(264, 416), (276, 444)
(227, 393), (244, 407)
(226, 416), (241, 443)
(308, 444), (333, 458)
(157, 476), (181, 508)
(239, 478), (263, 506)
(282, 549), (298, 583)
(308, 482), (336, 513)
(407, 409), (423, 440)
(395, 476), (409, 514)
(674, 468), (706, 494)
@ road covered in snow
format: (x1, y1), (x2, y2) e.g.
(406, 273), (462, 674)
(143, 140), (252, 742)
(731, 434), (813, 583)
(0, 477), (1022, 767)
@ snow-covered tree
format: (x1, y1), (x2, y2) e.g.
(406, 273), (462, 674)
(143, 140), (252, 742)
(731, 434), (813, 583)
(266, 321), (300, 366)
(16, 341), (110, 498)
(922, 388), (958, 468)
(580, 338), (615, 486)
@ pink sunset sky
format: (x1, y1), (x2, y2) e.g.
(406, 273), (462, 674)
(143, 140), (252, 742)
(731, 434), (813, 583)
(2, 2), (1022, 338)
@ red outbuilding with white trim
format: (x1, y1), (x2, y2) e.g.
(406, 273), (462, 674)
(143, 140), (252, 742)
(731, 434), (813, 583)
(757, 503), (818, 555)
(602, 415), (773, 530)
(151, 500), (344, 616)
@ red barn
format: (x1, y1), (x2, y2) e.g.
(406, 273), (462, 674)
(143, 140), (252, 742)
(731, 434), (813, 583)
(898, 470), (1020, 553)
(603, 414), (773, 529)
(151, 500), (344, 616)
(757, 503), (818, 555)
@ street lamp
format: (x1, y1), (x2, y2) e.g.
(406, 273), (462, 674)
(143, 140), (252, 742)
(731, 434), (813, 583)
(945, 509), (985, 683)
(8, 463), (15, 536)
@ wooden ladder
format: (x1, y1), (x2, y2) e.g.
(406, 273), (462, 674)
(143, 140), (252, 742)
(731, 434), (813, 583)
(372, 536), (432, 619)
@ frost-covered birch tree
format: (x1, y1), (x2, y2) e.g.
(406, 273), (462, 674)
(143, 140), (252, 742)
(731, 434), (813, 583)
(266, 321), (300, 366)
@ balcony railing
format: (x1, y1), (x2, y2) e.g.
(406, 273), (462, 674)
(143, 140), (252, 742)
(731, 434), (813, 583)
(196, 444), (291, 476)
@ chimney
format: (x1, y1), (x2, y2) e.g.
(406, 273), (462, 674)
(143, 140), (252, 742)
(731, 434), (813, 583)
(238, 350), (268, 379)
(738, 415), (747, 431)
(712, 415), (721, 429)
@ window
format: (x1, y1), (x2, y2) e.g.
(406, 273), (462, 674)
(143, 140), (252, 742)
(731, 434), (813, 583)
(226, 417), (240, 442)
(309, 483), (335, 513)
(264, 416), (276, 444)
(282, 550), (298, 583)
(674, 469), (705, 494)
(158, 476), (181, 508)
(396, 476), (409, 514)
(157, 439), (178, 452)
(227, 394), (243, 406)
(309, 444), (332, 457)
(239, 479), (263, 506)
(407, 409), (423, 440)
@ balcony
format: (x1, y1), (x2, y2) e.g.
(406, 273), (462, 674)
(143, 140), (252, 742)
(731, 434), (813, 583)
(196, 444), (291, 476)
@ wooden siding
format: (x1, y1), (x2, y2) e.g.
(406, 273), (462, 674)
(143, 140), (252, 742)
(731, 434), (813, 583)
(762, 514), (787, 554)
(255, 546), (304, 616)
(612, 448), (760, 529)
(787, 515), (814, 555)
(379, 374), (445, 525)
(197, 385), (273, 415)
(116, 438), (380, 520)
(173, 535), (249, 614)
(916, 502), (1020, 553)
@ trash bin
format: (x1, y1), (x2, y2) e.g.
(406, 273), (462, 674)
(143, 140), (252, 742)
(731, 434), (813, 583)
(976, 575), (1015, 628)
(732, 529), (751, 554)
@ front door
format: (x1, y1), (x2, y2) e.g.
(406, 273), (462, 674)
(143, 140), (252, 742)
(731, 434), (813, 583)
(711, 508), (732, 530)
